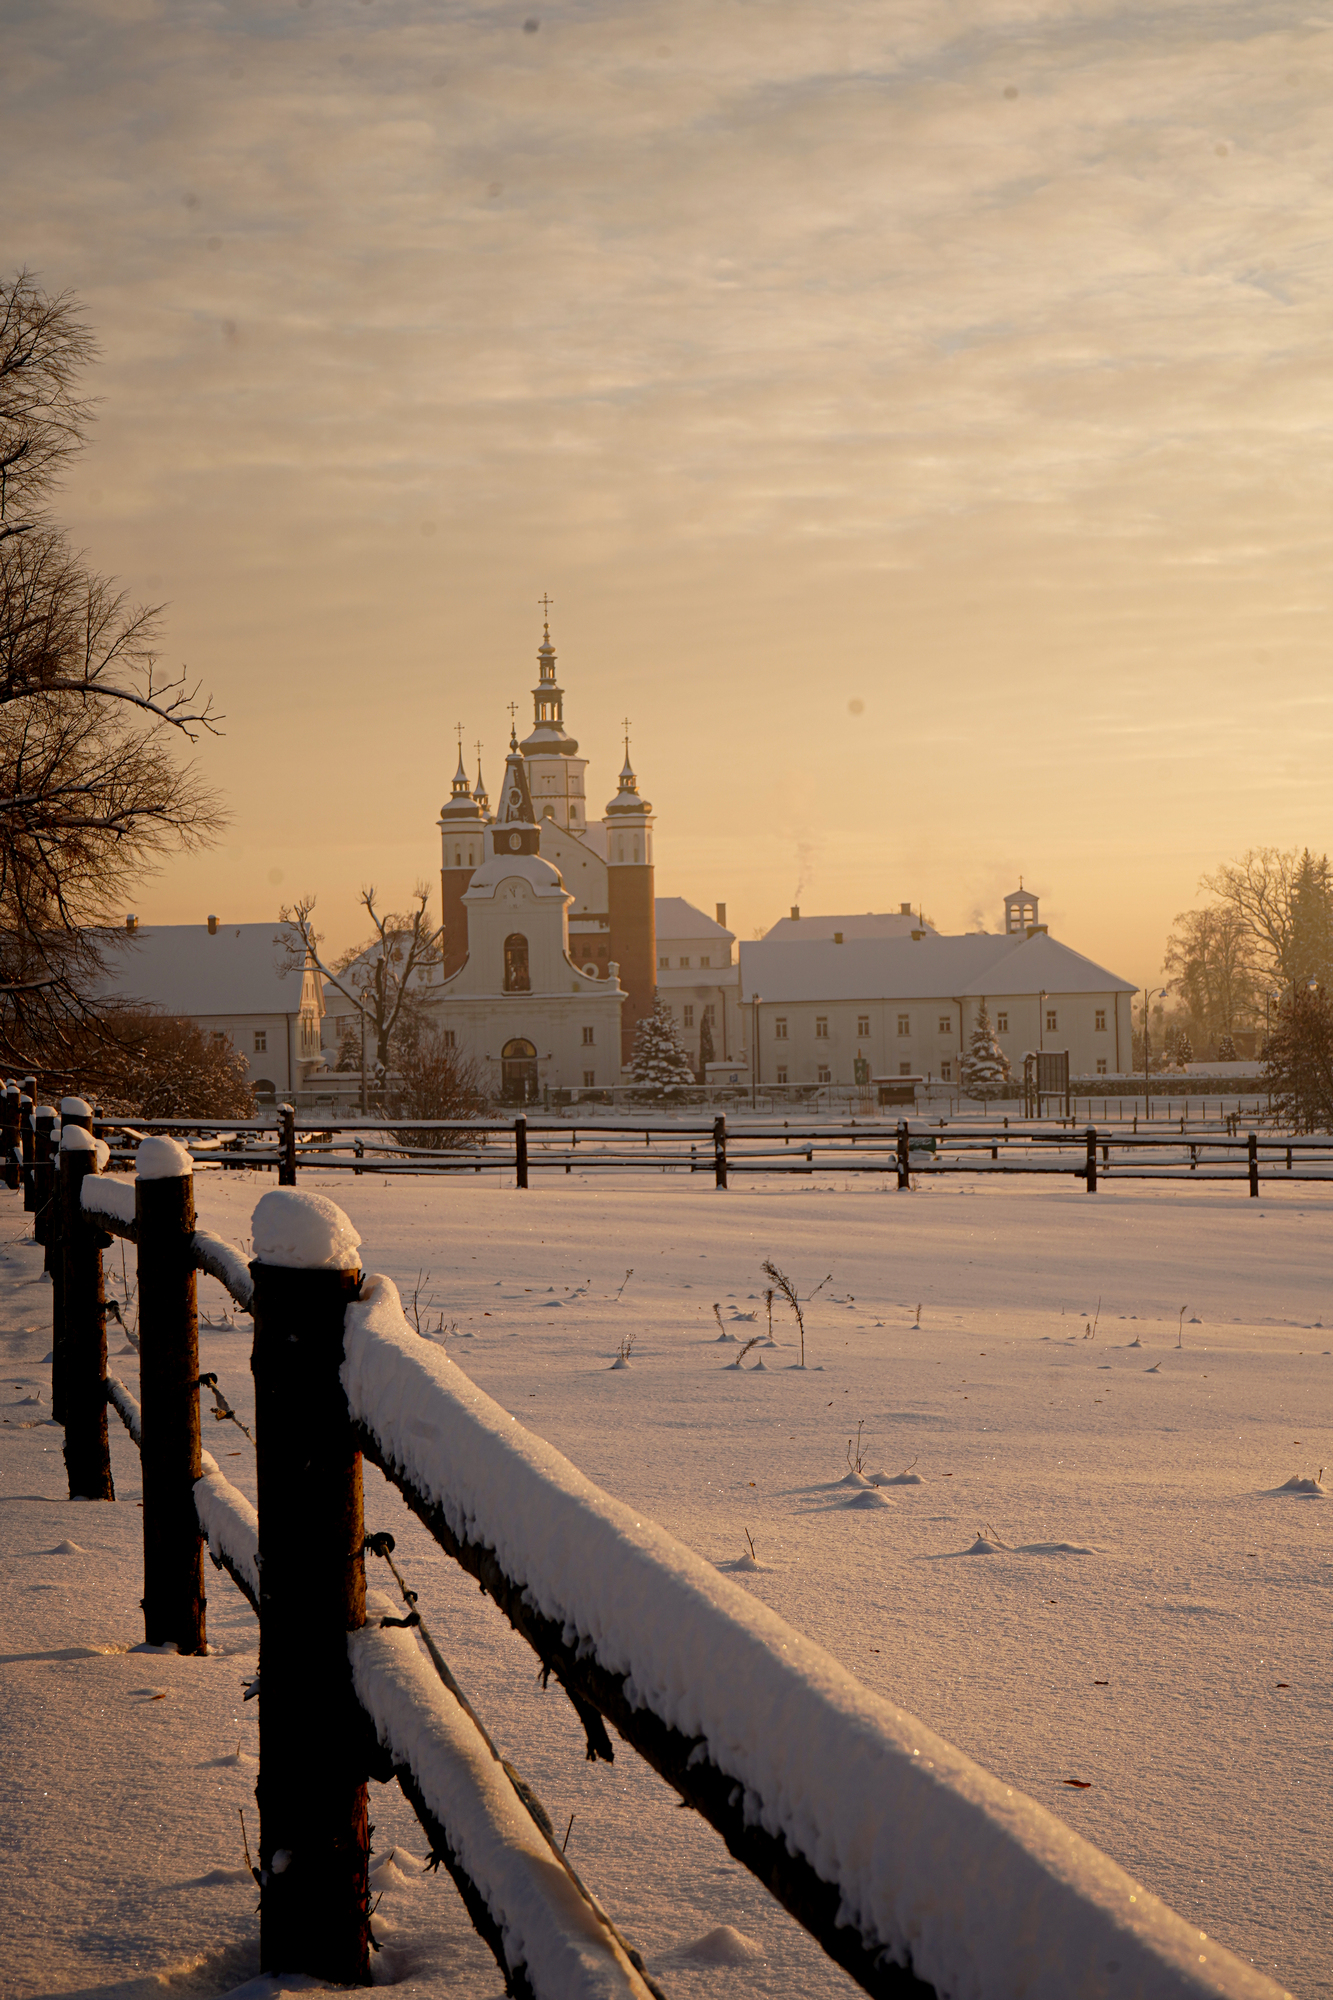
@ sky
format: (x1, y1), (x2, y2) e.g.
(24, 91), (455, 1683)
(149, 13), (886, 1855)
(8, 0), (1333, 986)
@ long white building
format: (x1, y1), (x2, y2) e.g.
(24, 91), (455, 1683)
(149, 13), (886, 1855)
(739, 890), (1135, 1089)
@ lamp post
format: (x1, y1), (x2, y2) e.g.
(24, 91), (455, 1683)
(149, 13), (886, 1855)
(1143, 987), (1166, 1087)
(750, 993), (761, 1110)
(1038, 990), (1047, 1053)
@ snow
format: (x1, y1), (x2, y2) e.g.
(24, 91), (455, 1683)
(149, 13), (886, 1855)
(59, 1126), (96, 1153)
(250, 1188), (361, 1270)
(135, 1134), (194, 1179)
(60, 1096), (91, 1118)
(194, 1450), (260, 1606)
(105, 1375), (143, 1448)
(81, 1176), (136, 1228)
(350, 1590), (656, 1999)
(192, 1227), (255, 1310)
(342, 1272), (1280, 2000)
(2, 1167), (1327, 1999)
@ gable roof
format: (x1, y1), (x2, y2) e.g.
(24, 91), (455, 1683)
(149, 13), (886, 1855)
(739, 929), (1135, 1004)
(653, 896), (733, 942)
(93, 923), (311, 1017)
(763, 911), (934, 942)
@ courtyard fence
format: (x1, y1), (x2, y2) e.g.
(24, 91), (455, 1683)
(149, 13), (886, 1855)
(9, 1091), (1291, 2000)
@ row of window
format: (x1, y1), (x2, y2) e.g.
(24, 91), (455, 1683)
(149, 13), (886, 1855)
(771, 1007), (1108, 1040)
(772, 1055), (1115, 1084)
(665, 1002), (715, 1030)
(658, 954), (722, 969)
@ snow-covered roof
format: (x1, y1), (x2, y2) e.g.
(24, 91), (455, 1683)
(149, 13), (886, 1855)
(763, 911), (935, 942)
(93, 924), (310, 1016)
(739, 930), (1135, 1003)
(653, 896), (733, 942)
(464, 852), (569, 901)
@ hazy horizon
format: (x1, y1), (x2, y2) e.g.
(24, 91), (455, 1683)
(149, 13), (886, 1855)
(9, 0), (1332, 990)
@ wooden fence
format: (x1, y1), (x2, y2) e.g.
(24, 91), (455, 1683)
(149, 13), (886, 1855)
(70, 1102), (1333, 1194)
(9, 1087), (1294, 1998)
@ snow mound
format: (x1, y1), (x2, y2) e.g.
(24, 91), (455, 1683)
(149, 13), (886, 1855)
(666, 1925), (763, 1965)
(136, 1134), (194, 1180)
(871, 1470), (925, 1485)
(609, 1356), (629, 1370)
(251, 1189), (361, 1271)
(843, 1488), (893, 1510)
(342, 1275), (1286, 2000)
(193, 1865), (254, 1887)
(1018, 1542), (1097, 1556)
(59, 1126), (96, 1154)
(1269, 1474), (1327, 1497)
(836, 1471), (872, 1489)
(965, 1534), (1006, 1554)
(51, 1538), (85, 1554)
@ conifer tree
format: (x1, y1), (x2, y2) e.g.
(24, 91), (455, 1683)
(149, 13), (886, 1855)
(959, 1001), (1010, 1101)
(1217, 1032), (1237, 1062)
(1176, 1030), (1194, 1066)
(630, 996), (695, 1095)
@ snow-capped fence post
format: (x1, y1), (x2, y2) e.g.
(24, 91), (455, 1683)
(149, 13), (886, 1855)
(896, 1120), (911, 1189)
(58, 1130), (114, 1502)
(3, 1079), (20, 1190)
(33, 1105), (55, 1249)
(277, 1104), (297, 1186)
(515, 1114), (528, 1189)
(20, 1092), (35, 1211)
(713, 1113), (728, 1188)
(1248, 1131), (1259, 1198)
(249, 1189), (370, 1985)
(1085, 1125), (1098, 1193)
(135, 1138), (206, 1654)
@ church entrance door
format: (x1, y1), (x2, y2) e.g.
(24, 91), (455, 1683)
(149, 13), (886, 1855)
(501, 1038), (539, 1105)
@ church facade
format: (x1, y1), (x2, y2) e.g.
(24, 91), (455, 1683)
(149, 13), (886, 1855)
(437, 621), (656, 1069)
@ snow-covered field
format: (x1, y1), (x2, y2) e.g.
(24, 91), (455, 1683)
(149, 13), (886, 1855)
(1, 1168), (1328, 2000)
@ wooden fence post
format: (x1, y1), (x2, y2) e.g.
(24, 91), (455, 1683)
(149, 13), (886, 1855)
(21, 1094), (35, 1211)
(1248, 1132), (1259, 1198)
(136, 1146), (206, 1653)
(59, 1133), (114, 1502)
(34, 1106), (55, 1249)
(278, 1104), (297, 1186)
(515, 1114), (528, 1189)
(3, 1080), (20, 1191)
(1085, 1125), (1098, 1193)
(713, 1114), (728, 1189)
(896, 1120), (911, 1190)
(251, 1215), (369, 1983)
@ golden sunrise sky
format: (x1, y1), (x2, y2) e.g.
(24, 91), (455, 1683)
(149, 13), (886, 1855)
(9, 0), (1333, 986)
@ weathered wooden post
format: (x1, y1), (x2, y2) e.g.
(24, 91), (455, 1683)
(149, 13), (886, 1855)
(1248, 1131), (1259, 1198)
(59, 1130), (114, 1502)
(896, 1120), (911, 1190)
(34, 1105), (55, 1249)
(250, 1189), (369, 1983)
(3, 1080), (20, 1191)
(136, 1137), (206, 1653)
(20, 1093), (35, 1211)
(515, 1113), (528, 1189)
(1085, 1125), (1098, 1193)
(278, 1104), (297, 1186)
(713, 1114), (728, 1189)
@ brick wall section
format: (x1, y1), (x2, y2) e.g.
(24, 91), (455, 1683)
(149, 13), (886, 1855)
(608, 864), (656, 1067)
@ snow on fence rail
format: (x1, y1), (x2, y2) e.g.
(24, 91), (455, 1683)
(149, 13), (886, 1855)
(6, 1092), (1296, 1999)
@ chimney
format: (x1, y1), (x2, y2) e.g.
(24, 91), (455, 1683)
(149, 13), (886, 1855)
(899, 902), (912, 916)
(833, 931), (844, 944)
(126, 914), (137, 932)
(911, 928), (925, 941)
(715, 902), (726, 928)
(207, 914), (218, 935)
(790, 905), (800, 921)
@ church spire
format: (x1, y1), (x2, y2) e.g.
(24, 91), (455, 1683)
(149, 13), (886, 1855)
(605, 718), (652, 817)
(520, 606), (579, 757)
(490, 729), (542, 857)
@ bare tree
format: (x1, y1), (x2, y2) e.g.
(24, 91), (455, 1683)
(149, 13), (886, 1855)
(1200, 847), (1333, 992)
(0, 270), (97, 542)
(392, 1024), (486, 1148)
(61, 1008), (255, 1118)
(0, 272), (223, 1068)
(279, 885), (442, 1085)
(1163, 904), (1258, 1049)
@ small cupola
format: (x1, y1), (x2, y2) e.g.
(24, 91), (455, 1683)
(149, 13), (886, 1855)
(1004, 883), (1040, 935)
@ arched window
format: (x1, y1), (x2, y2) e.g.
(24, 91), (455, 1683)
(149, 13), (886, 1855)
(501, 1037), (538, 1104)
(504, 933), (530, 993)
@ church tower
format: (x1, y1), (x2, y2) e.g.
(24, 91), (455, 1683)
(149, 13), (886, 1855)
(438, 743), (486, 979)
(603, 739), (656, 1065)
(519, 618), (590, 833)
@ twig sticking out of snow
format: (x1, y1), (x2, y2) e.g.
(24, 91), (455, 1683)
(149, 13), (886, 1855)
(613, 1268), (634, 1303)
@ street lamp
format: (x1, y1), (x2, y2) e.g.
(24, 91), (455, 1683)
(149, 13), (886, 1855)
(1143, 987), (1167, 1085)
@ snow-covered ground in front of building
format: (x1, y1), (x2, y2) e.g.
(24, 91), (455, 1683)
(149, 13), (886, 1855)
(0, 1169), (1328, 1999)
